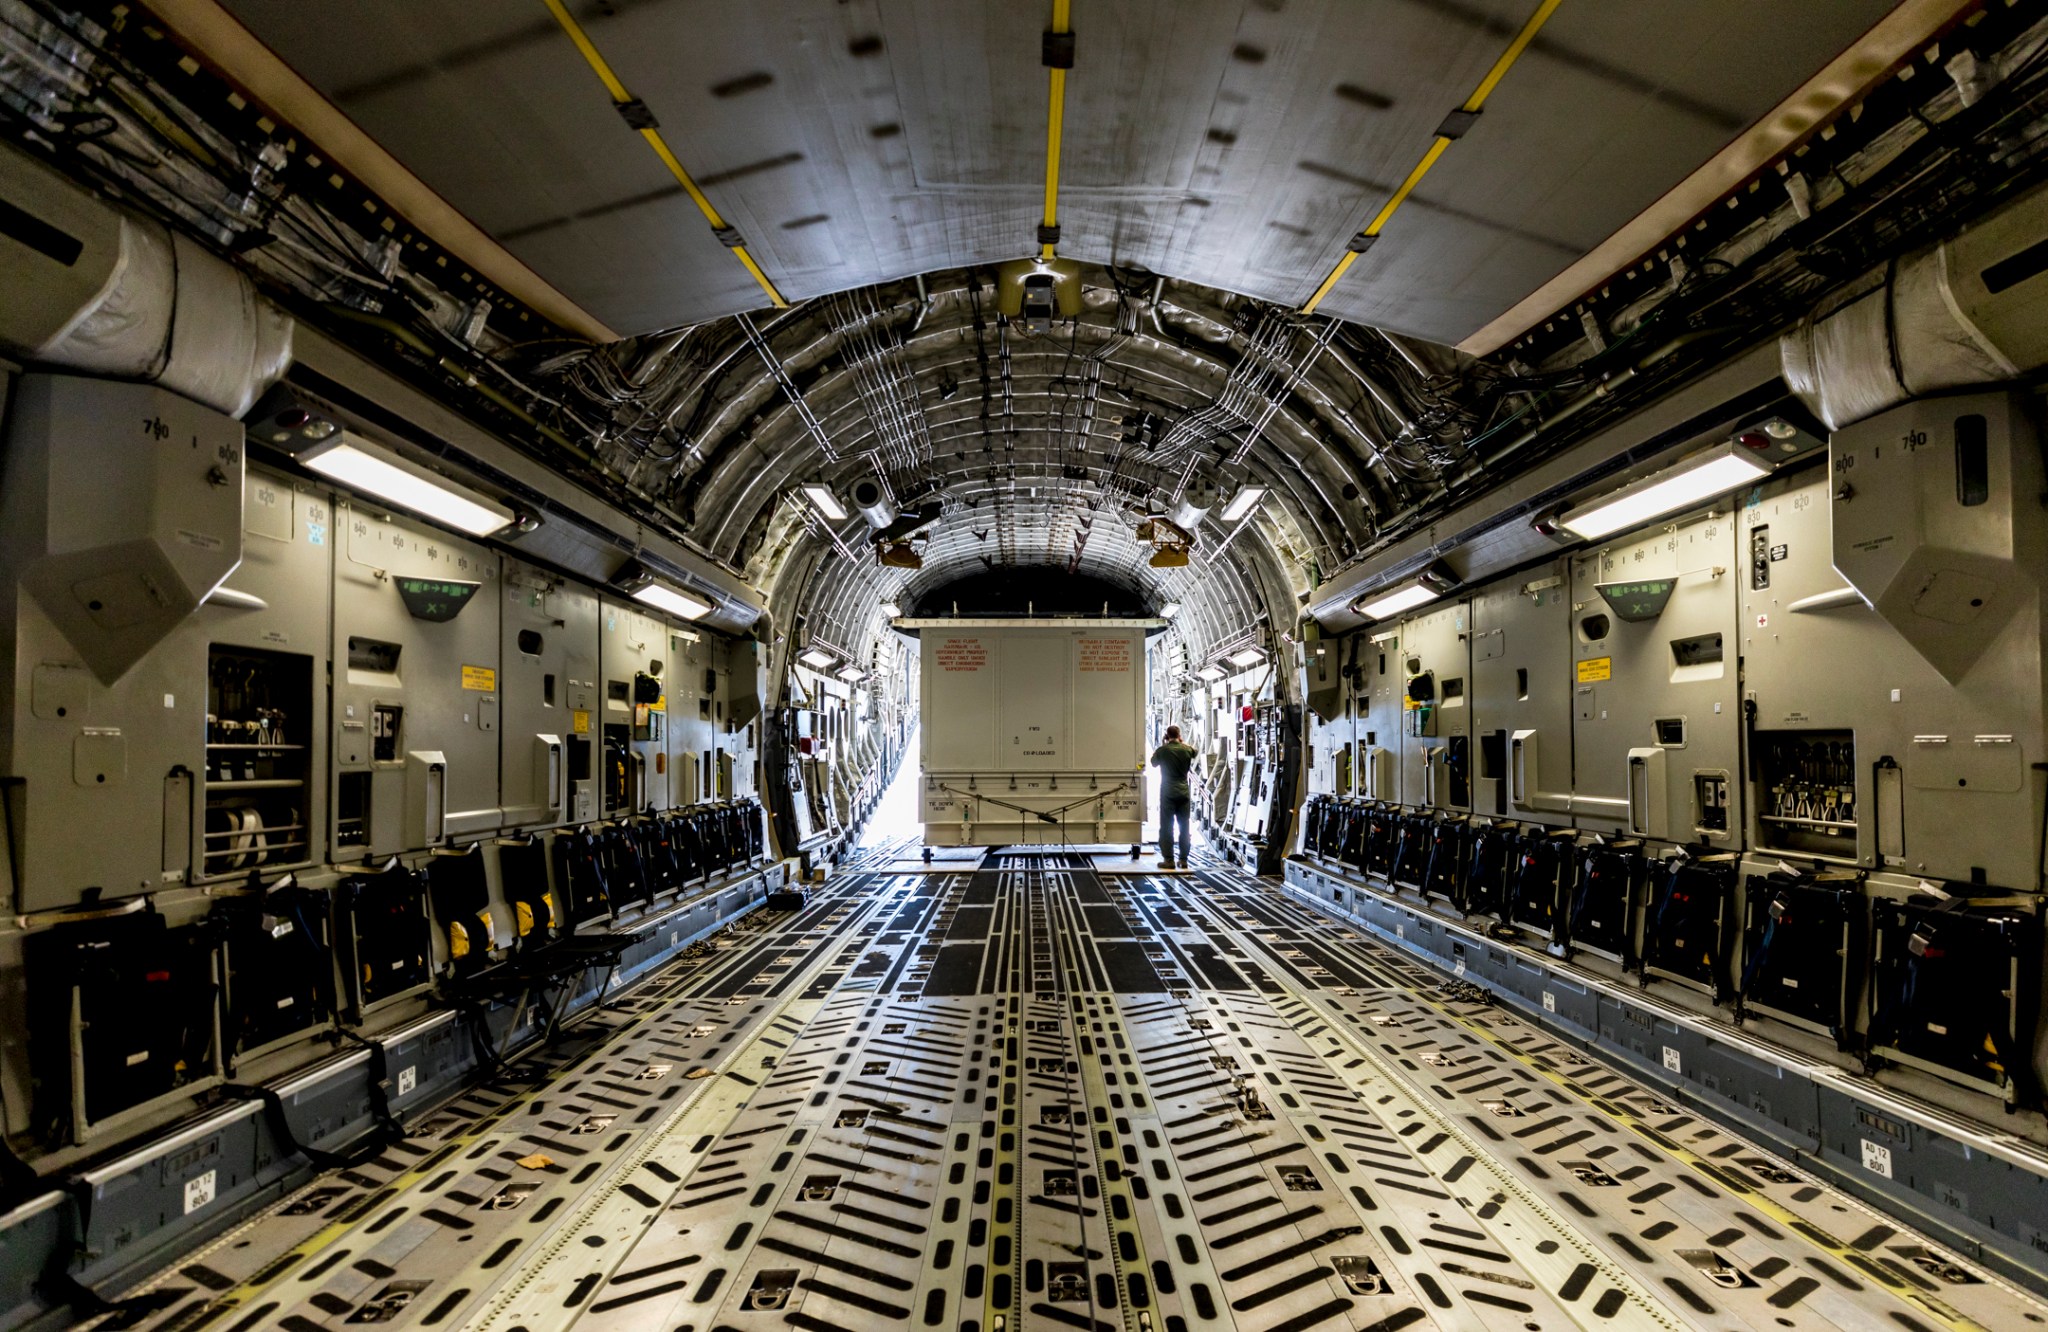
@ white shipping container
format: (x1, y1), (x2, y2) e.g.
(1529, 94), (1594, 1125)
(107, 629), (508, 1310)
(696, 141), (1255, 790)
(913, 621), (1149, 844)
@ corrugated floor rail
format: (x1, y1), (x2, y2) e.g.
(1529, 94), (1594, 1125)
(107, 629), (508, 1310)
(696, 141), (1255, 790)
(85, 850), (2047, 1331)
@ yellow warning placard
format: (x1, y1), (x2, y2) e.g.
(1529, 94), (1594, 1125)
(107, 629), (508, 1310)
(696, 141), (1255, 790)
(1576, 656), (1612, 683)
(571, 708), (591, 734)
(461, 665), (496, 691)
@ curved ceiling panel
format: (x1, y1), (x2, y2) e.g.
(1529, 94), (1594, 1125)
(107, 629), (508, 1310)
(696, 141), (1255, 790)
(219, 0), (1901, 345)
(683, 271), (1339, 677)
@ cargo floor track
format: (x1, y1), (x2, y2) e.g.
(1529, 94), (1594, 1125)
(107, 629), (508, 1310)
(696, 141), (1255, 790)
(87, 849), (2047, 1332)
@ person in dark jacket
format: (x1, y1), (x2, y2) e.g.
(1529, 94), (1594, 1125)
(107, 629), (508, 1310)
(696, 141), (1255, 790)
(1150, 726), (1198, 870)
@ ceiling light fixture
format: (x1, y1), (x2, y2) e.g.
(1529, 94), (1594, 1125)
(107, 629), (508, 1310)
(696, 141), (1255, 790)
(1195, 665), (1226, 681)
(879, 601), (902, 618)
(1158, 601), (1181, 619)
(1357, 582), (1440, 619)
(800, 482), (849, 522)
(613, 561), (715, 620)
(300, 436), (515, 536)
(1351, 563), (1459, 621)
(836, 665), (867, 682)
(631, 581), (713, 621)
(798, 647), (838, 670)
(1548, 442), (1772, 541)
(1219, 484), (1268, 523)
(1227, 647), (1267, 668)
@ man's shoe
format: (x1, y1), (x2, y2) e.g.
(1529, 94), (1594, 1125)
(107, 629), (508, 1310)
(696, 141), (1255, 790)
(1159, 859), (1175, 871)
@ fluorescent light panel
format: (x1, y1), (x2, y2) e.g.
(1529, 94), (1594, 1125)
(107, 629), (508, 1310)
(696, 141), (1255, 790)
(837, 666), (867, 682)
(1227, 647), (1266, 668)
(1195, 665), (1226, 681)
(1357, 582), (1440, 619)
(1219, 485), (1268, 523)
(303, 438), (513, 536)
(801, 483), (849, 521)
(798, 647), (837, 669)
(631, 581), (712, 621)
(1158, 601), (1180, 619)
(879, 601), (902, 618)
(1556, 449), (1771, 540)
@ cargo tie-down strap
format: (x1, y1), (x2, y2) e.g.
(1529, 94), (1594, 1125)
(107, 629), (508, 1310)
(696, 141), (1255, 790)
(1566, 841), (1643, 957)
(342, 862), (432, 1010)
(1422, 818), (1465, 897)
(497, 837), (559, 949)
(602, 824), (653, 910)
(213, 881), (336, 1056)
(448, 924), (652, 1071)
(1461, 822), (1513, 916)
(426, 845), (495, 980)
(1642, 852), (1738, 996)
(43, 1029), (407, 1323)
(1867, 894), (2040, 1107)
(557, 829), (613, 924)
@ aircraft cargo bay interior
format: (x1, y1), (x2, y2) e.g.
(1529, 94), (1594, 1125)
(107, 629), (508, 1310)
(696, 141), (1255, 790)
(0, 2), (2046, 1329)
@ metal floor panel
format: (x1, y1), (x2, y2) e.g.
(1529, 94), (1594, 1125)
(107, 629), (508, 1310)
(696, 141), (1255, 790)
(87, 855), (2048, 1331)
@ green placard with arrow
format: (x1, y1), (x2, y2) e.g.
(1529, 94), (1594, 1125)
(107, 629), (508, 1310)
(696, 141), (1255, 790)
(1594, 578), (1676, 622)
(396, 577), (482, 622)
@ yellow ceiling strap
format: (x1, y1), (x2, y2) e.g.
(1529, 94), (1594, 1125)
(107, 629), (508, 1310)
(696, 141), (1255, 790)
(1300, 0), (1562, 314)
(1041, 0), (1073, 259)
(541, 0), (788, 307)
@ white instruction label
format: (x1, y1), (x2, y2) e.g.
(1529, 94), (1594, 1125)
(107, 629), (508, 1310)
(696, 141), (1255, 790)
(1661, 1045), (1683, 1074)
(1453, 959), (1466, 977)
(1861, 1138), (1894, 1179)
(183, 1170), (216, 1215)
(396, 1065), (417, 1097)
(1542, 991), (1556, 1013)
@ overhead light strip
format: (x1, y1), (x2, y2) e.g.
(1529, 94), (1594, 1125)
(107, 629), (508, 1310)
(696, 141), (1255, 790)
(301, 436), (515, 536)
(1552, 444), (1772, 540)
(1040, 0), (1073, 260)
(631, 580), (713, 621)
(1299, 0), (1562, 315)
(801, 483), (850, 522)
(1356, 582), (1440, 620)
(1219, 485), (1268, 523)
(541, 0), (787, 308)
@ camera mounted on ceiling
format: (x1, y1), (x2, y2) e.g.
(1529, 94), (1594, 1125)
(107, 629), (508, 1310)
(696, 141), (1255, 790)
(995, 257), (1083, 335)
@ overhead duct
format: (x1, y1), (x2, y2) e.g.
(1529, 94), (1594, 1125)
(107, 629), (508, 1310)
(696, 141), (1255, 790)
(0, 142), (293, 418)
(1780, 182), (2048, 431)
(851, 477), (898, 530)
(1168, 472), (1219, 533)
